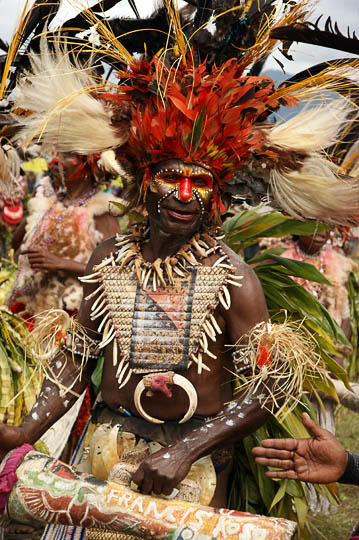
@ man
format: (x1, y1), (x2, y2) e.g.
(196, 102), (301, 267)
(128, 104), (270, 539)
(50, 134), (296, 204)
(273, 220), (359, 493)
(0, 155), (272, 508)
(2, 5), (359, 532)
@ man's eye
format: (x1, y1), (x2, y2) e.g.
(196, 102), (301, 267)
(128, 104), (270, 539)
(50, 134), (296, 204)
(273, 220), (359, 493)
(193, 177), (211, 187)
(160, 174), (179, 182)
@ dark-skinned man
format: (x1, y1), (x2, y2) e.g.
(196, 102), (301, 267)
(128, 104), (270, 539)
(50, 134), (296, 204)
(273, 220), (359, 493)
(2, 16), (359, 535)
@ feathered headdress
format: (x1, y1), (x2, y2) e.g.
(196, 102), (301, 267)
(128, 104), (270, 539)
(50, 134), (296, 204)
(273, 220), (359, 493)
(6, 0), (359, 224)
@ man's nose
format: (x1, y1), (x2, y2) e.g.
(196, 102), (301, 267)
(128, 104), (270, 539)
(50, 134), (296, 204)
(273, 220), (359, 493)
(178, 177), (193, 202)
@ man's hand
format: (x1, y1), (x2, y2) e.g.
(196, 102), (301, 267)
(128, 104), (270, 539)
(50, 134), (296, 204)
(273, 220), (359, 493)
(21, 248), (86, 276)
(22, 248), (64, 272)
(252, 412), (348, 484)
(0, 424), (27, 461)
(132, 445), (191, 496)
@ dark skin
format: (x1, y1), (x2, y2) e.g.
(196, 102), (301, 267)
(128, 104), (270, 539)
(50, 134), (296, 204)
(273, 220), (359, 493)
(0, 159), (273, 507)
(252, 412), (348, 483)
(297, 232), (330, 256)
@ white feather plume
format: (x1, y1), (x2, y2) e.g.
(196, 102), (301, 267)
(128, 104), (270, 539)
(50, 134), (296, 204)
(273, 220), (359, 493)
(13, 38), (126, 155)
(0, 145), (21, 195)
(270, 154), (359, 225)
(267, 100), (353, 152)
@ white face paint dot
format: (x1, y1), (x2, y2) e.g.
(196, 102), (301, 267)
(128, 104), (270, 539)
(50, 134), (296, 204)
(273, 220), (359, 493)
(32, 412), (39, 421)
(64, 400), (69, 408)
(206, 423), (214, 428)
(46, 412), (50, 417)
(200, 426), (208, 433)
(225, 419), (235, 426)
(163, 453), (171, 459)
(227, 402), (237, 411)
(45, 387), (51, 393)
(56, 361), (63, 369)
(238, 412), (244, 418)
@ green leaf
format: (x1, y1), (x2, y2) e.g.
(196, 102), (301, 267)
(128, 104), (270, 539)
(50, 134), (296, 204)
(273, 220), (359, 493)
(187, 106), (206, 149)
(286, 479), (303, 498)
(294, 495), (308, 529)
(110, 202), (145, 222)
(269, 479), (288, 512)
(223, 208), (329, 252)
(247, 248), (287, 263)
(260, 255), (331, 284)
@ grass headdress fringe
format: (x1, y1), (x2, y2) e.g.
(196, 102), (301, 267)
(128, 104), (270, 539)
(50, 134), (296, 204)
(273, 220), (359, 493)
(233, 320), (331, 418)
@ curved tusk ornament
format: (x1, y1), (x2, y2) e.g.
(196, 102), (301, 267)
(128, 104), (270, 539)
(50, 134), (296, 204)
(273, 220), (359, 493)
(134, 374), (198, 424)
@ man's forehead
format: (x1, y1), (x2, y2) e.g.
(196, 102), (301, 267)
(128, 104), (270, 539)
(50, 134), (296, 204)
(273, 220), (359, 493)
(152, 159), (212, 176)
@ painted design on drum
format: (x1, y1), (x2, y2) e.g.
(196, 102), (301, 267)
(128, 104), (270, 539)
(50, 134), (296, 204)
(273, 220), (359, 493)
(6, 451), (297, 539)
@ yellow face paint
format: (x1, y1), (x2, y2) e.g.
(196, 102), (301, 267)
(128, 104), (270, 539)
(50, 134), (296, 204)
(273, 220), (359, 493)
(151, 163), (214, 205)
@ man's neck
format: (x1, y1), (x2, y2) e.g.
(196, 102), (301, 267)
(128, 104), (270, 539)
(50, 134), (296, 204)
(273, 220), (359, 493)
(142, 224), (195, 262)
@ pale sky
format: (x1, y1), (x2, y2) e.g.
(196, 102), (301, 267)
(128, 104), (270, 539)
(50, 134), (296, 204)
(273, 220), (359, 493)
(1, 0), (358, 75)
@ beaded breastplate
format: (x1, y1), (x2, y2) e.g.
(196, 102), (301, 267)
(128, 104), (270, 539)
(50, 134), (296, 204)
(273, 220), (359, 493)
(81, 226), (243, 389)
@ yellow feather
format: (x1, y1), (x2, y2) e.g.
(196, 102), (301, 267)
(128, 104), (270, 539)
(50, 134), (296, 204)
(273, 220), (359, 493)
(0, 0), (32, 98)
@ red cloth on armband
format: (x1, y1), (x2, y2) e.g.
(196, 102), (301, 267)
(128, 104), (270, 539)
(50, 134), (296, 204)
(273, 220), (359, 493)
(256, 344), (272, 367)
(0, 444), (34, 514)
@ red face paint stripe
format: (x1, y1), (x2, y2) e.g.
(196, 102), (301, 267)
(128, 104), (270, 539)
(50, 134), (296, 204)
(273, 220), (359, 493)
(179, 178), (193, 201)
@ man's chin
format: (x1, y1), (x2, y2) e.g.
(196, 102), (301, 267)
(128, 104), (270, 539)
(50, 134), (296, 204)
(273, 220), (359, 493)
(160, 211), (201, 237)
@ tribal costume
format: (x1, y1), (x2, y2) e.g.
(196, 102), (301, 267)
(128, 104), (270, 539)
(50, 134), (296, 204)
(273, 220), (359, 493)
(1, 1), (359, 539)
(10, 189), (122, 318)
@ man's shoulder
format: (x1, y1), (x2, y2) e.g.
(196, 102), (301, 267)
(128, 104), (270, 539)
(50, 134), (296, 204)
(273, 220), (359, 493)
(217, 241), (257, 281)
(86, 233), (131, 271)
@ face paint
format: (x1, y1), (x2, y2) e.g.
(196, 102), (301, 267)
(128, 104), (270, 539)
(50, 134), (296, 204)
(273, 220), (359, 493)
(151, 162), (214, 215)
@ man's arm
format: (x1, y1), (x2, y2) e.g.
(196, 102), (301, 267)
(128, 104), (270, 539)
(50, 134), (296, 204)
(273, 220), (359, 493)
(0, 240), (113, 460)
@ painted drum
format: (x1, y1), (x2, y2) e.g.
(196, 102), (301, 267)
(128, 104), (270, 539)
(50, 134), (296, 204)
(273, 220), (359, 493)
(4, 450), (297, 539)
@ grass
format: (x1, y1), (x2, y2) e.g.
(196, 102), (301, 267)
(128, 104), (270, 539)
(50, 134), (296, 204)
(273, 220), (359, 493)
(308, 406), (359, 540)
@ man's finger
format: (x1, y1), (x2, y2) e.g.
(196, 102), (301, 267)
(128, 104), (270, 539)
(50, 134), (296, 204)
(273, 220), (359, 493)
(254, 457), (294, 469)
(132, 466), (144, 489)
(27, 256), (44, 263)
(253, 447), (294, 460)
(162, 483), (175, 496)
(152, 477), (164, 495)
(301, 412), (326, 439)
(21, 249), (40, 255)
(260, 438), (297, 451)
(140, 475), (154, 495)
(265, 470), (299, 480)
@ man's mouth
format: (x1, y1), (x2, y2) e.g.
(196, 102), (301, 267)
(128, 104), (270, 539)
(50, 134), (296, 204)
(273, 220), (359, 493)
(162, 205), (198, 221)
